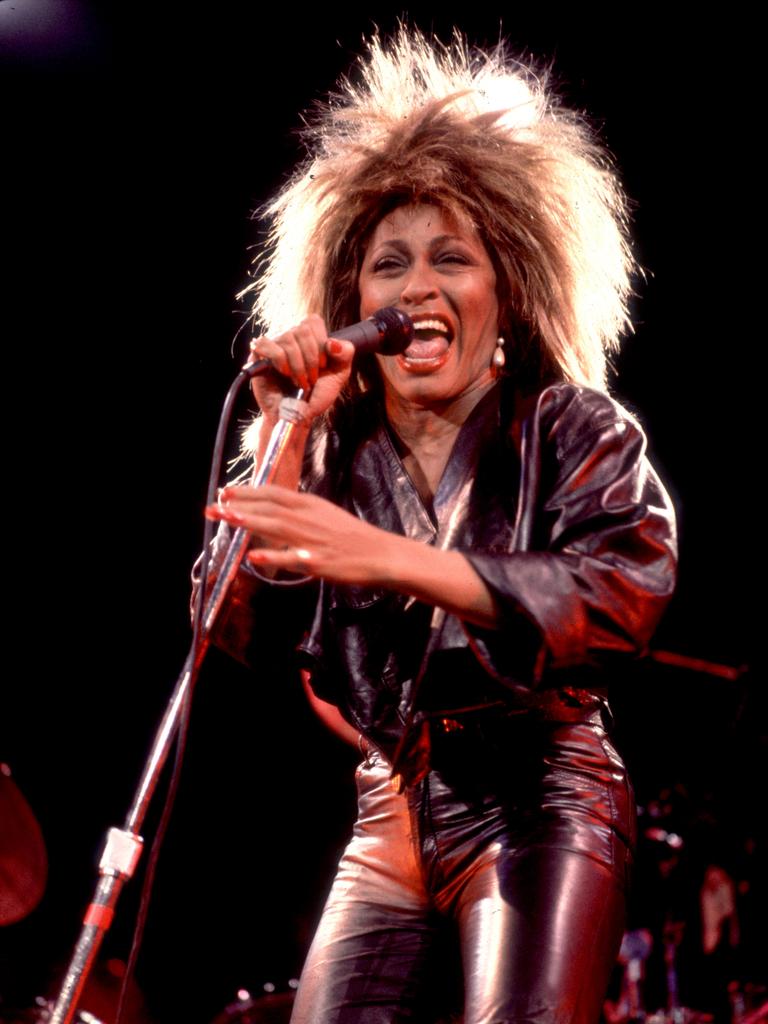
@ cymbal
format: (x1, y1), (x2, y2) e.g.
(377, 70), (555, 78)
(0, 764), (47, 926)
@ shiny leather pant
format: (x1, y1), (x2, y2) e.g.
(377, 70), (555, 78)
(290, 714), (635, 1024)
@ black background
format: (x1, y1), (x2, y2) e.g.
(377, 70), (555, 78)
(2, 4), (762, 1022)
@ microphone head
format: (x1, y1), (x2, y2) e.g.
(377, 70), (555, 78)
(246, 307), (416, 379)
(370, 307), (414, 355)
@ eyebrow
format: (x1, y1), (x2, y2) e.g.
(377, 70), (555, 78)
(368, 233), (471, 254)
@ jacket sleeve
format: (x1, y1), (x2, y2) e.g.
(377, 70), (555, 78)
(463, 387), (677, 685)
(191, 521), (319, 668)
(189, 421), (335, 668)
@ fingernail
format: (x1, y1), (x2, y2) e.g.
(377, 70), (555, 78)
(209, 506), (244, 524)
(328, 338), (343, 356)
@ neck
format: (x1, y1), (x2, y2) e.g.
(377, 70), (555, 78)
(383, 374), (497, 451)
(382, 376), (498, 506)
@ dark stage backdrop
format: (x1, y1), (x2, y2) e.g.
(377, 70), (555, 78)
(2, 5), (761, 1023)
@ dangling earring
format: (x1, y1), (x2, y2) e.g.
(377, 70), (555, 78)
(492, 336), (506, 375)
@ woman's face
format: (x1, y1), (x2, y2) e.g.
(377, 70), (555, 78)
(358, 203), (500, 408)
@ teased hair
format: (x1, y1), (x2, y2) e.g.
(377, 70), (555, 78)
(242, 27), (635, 391)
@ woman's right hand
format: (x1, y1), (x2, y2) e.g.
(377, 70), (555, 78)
(248, 314), (356, 425)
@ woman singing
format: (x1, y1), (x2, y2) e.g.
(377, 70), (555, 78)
(204, 29), (677, 1024)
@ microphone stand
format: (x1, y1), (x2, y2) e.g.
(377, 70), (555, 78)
(48, 385), (307, 1024)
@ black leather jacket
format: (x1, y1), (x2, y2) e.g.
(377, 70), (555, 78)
(206, 381), (677, 763)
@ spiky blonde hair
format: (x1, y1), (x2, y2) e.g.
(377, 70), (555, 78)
(244, 28), (635, 390)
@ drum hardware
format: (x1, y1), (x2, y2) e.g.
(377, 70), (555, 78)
(0, 997), (104, 1024)
(604, 926), (718, 1024)
(604, 928), (653, 1023)
(208, 983), (297, 1024)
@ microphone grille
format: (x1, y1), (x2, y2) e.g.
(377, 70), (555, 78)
(373, 307), (414, 355)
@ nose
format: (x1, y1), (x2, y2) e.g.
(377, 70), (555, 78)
(399, 260), (439, 306)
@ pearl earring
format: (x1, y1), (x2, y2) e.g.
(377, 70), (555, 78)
(492, 336), (506, 374)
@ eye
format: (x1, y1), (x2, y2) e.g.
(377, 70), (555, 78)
(371, 254), (406, 273)
(436, 251), (470, 266)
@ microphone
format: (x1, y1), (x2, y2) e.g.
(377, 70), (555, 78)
(244, 307), (414, 378)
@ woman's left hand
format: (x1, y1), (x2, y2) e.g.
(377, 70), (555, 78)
(205, 484), (391, 584)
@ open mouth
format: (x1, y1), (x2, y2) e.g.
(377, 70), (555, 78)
(402, 316), (453, 363)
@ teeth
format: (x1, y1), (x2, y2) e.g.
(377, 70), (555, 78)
(413, 318), (450, 336)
